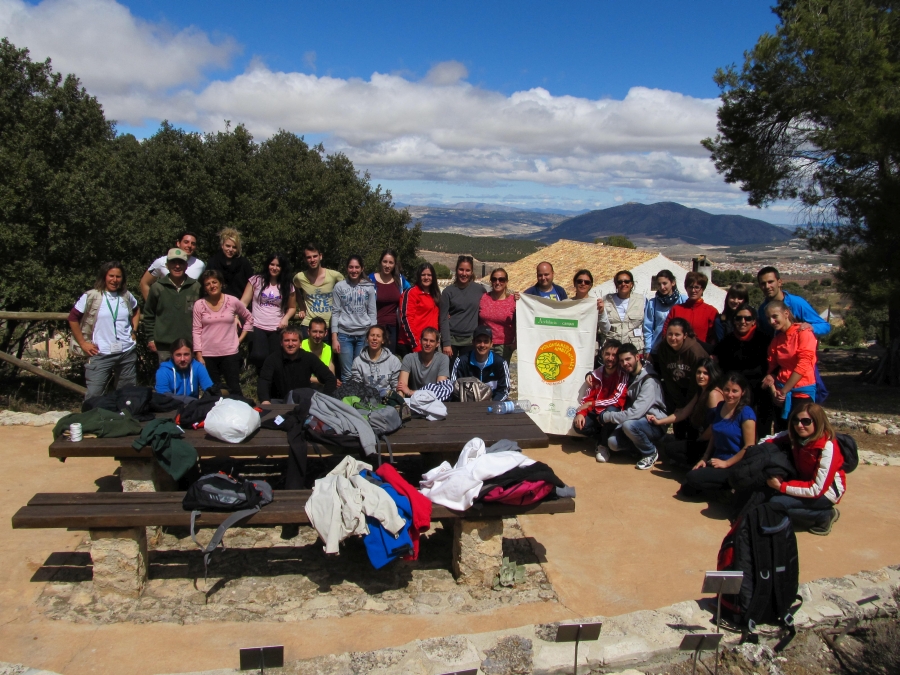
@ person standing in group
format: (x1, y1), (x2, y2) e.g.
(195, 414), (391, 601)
(524, 262), (568, 300)
(241, 253), (296, 372)
(399, 263), (441, 353)
(350, 324), (402, 394)
(440, 255), (486, 359)
(757, 266), (831, 338)
(662, 271), (719, 348)
(479, 267), (517, 361)
(206, 228), (254, 298)
(397, 327), (450, 395)
(293, 243), (344, 339)
(368, 249), (411, 355)
(68, 261), (141, 399)
(140, 231), (205, 301)
(143, 248), (201, 363)
(193, 270), (253, 396)
(331, 255), (377, 383)
(713, 284), (750, 343)
(677, 372), (756, 499)
(653, 318), (709, 440)
(644, 270), (687, 355)
(762, 300), (818, 431)
(154, 338), (213, 399)
(598, 270), (645, 352)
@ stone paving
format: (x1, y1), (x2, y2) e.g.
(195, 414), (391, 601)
(35, 518), (557, 625)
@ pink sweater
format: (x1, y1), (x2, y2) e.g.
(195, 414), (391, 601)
(478, 293), (516, 346)
(192, 295), (253, 357)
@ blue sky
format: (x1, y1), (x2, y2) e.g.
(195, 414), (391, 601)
(2, 0), (794, 222)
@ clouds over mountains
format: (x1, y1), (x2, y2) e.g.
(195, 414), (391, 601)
(1, 0), (755, 210)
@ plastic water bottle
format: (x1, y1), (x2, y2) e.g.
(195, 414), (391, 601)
(487, 400), (531, 415)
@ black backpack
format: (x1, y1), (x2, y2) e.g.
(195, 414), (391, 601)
(182, 473), (274, 576)
(835, 433), (859, 473)
(717, 499), (800, 646)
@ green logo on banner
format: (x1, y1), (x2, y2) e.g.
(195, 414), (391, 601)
(534, 317), (578, 328)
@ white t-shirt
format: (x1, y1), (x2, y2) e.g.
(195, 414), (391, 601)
(74, 292), (139, 354)
(611, 294), (630, 321)
(147, 255), (205, 280)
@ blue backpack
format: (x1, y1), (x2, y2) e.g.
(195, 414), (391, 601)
(358, 470), (413, 569)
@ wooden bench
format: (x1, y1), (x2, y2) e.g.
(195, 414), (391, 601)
(49, 403), (550, 491)
(13, 491), (575, 597)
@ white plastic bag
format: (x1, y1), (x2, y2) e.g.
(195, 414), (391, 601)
(204, 399), (260, 444)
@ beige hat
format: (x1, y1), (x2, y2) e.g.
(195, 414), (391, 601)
(167, 248), (189, 263)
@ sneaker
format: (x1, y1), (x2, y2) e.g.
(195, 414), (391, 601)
(636, 451), (658, 470)
(595, 444), (611, 463)
(809, 508), (840, 536)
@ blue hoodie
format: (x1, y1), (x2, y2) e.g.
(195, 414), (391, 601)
(155, 360), (214, 398)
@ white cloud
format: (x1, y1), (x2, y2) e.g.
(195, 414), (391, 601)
(0, 0), (754, 211)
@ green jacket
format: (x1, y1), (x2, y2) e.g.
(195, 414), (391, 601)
(53, 408), (142, 440)
(143, 275), (200, 346)
(131, 418), (198, 481)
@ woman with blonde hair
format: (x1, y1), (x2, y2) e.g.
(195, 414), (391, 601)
(207, 227), (254, 298)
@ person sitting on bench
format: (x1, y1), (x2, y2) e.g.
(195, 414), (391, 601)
(450, 325), (511, 402)
(258, 327), (337, 403)
(301, 316), (337, 386)
(154, 338), (213, 399)
(397, 327), (450, 396)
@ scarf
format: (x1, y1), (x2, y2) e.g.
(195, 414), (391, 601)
(656, 286), (681, 308)
(735, 325), (757, 342)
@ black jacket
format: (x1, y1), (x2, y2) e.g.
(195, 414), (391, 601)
(258, 350), (336, 401)
(207, 252), (254, 298)
(728, 442), (797, 492)
(451, 351), (510, 401)
(713, 329), (771, 387)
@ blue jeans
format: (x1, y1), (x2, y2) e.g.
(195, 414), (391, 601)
(608, 418), (668, 458)
(769, 493), (834, 530)
(337, 333), (367, 382)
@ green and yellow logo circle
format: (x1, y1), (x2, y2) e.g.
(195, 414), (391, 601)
(534, 340), (576, 383)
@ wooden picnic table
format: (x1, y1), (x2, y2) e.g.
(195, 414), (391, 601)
(49, 402), (549, 460)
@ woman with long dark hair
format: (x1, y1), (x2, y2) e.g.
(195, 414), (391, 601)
(399, 262), (441, 353)
(439, 255), (485, 359)
(643, 269), (686, 354)
(713, 283), (750, 342)
(368, 249), (411, 354)
(68, 261), (141, 398)
(653, 317), (709, 439)
(331, 255), (377, 383)
(677, 372), (756, 499)
(241, 253), (296, 371)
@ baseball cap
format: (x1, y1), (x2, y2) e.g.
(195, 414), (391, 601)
(167, 248), (189, 263)
(473, 325), (493, 340)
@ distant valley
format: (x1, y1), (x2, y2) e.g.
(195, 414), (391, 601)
(402, 200), (793, 247)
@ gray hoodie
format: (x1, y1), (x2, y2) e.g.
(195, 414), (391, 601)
(600, 362), (667, 425)
(351, 347), (402, 393)
(331, 277), (377, 335)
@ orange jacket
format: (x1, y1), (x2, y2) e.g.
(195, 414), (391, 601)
(767, 323), (817, 388)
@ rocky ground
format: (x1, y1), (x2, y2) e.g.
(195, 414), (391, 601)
(35, 517), (557, 625)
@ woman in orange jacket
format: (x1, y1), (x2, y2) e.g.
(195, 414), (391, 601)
(762, 300), (818, 431)
(398, 263), (441, 353)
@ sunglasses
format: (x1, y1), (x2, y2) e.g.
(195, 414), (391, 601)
(575, 278), (592, 285)
(687, 284), (704, 290)
(491, 277), (507, 283)
(734, 316), (755, 323)
(614, 279), (633, 285)
(793, 417), (814, 427)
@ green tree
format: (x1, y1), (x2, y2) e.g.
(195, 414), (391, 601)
(595, 235), (636, 249)
(702, 0), (900, 384)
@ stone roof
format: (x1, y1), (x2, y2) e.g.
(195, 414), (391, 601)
(501, 239), (659, 296)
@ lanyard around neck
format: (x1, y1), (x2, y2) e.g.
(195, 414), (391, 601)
(104, 293), (120, 326)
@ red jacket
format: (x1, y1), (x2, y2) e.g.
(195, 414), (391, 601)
(765, 431), (846, 503)
(399, 286), (439, 352)
(375, 463), (432, 559)
(663, 299), (718, 344)
(578, 367), (628, 417)
(768, 323), (817, 388)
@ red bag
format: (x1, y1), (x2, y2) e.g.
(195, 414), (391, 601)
(482, 481), (553, 506)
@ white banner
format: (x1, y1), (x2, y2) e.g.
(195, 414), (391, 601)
(516, 294), (597, 435)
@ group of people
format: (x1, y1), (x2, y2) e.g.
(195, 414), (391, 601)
(573, 265), (844, 535)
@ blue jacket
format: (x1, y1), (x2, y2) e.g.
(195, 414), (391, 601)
(524, 283), (568, 300)
(758, 292), (831, 338)
(643, 292), (687, 353)
(155, 360), (214, 398)
(359, 470), (413, 569)
(451, 350), (511, 401)
(368, 272), (411, 292)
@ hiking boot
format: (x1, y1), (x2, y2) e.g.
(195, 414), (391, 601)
(636, 451), (658, 470)
(595, 444), (611, 463)
(809, 508), (840, 536)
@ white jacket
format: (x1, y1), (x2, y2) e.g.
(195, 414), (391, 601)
(305, 456), (406, 554)
(419, 437), (536, 510)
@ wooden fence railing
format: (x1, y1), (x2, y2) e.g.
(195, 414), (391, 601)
(0, 311), (86, 395)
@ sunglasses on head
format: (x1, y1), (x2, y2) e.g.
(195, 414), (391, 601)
(615, 278), (633, 285)
(491, 276), (507, 283)
(575, 278), (592, 285)
(793, 417), (814, 427)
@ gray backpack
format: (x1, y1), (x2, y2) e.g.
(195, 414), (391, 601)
(366, 406), (402, 463)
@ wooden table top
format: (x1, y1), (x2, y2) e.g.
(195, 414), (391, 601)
(49, 403), (549, 459)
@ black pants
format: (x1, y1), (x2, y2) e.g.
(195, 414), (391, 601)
(664, 439), (708, 468)
(204, 353), (242, 396)
(673, 419), (700, 441)
(249, 328), (282, 372)
(681, 465), (734, 495)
